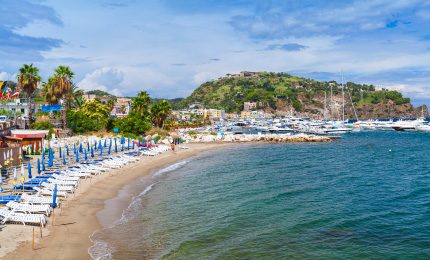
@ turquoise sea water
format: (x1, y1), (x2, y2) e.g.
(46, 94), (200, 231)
(90, 132), (430, 259)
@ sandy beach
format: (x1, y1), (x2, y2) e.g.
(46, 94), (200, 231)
(2, 143), (231, 260)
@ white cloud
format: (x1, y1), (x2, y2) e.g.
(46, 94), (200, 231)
(77, 67), (124, 95)
(0, 72), (16, 81)
(192, 72), (219, 85)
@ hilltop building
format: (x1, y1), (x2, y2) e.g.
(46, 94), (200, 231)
(240, 110), (273, 119)
(244, 102), (257, 111)
(225, 71), (259, 78)
(206, 109), (225, 121)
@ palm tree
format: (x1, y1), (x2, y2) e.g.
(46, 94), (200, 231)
(106, 96), (117, 111)
(17, 64), (42, 125)
(65, 83), (84, 109)
(53, 65), (74, 129)
(41, 76), (58, 104)
(151, 100), (172, 128)
(132, 91), (151, 118)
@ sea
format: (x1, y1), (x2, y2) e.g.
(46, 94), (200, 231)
(89, 131), (430, 259)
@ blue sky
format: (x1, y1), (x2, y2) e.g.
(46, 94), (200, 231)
(1, 0), (430, 105)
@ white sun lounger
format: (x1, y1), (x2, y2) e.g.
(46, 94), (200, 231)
(41, 183), (75, 193)
(20, 193), (61, 207)
(6, 201), (51, 216)
(34, 187), (68, 198)
(0, 208), (47, 227)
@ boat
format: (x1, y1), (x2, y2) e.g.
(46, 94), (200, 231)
(268, 126), (295, 133)
(416, 124), (430, 132)
(392, 118), (426, 131)
(322, 127), (353, 134)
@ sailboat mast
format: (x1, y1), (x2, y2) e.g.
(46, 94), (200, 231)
(324, 91), (327, 120)
(330, 84), (333, 120)
(342, 73), (345, 122)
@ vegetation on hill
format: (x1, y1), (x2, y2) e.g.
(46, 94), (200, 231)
(179, 72), (420, 119)
(86, 90), (113, 96)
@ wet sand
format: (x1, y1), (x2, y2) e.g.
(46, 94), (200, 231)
(3, 143), (231, 260)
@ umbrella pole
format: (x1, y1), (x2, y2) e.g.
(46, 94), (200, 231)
(40, 220), (43, 238)
(32, 227), (35, 250)
(52, 208), (55, 226)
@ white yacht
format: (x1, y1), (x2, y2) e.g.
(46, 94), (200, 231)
(392, 118), (426, 131)
(416, 124), (430, 132)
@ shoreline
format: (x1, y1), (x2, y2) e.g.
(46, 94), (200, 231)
(4, 142), (233, 260)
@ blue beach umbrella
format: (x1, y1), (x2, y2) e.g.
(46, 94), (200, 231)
(27, 161), (32, 179)
(132, 141), (135, 149)
(63, 152), (67, 165)
(103, 139), (107, 148)
(73, 144), (76, 152)
(121, 142), (124, 151)
(87, 141), (90, 151)
(66, 145), (69, 156)
(84, 149), (88, 160)
(37, 158), (41, 174)
(127, 137), (130, 149)
(99, 144), (103, 156)
(94, 141), (97, 151)
(91, 147), (94, 158)
(42, 148), (45, 160)
(138, 139), (140, 147)
(79, 143), (83, 153)
(75, 150), (79, 162)
(115, 141), (118, 153)
(52, 184), (58, 208)
(59, 147), (62, 158)
(107, 145), (111, 155)
(42, 156), (46, 171)
(48, 153), (53, 167)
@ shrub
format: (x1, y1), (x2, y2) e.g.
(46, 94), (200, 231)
(292, 99), (303, 111)
(32, 120), (54, 139)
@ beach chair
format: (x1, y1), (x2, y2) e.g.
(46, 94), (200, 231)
(34, 187), (68, 198)
(6, 201), (51, 216)
(0, 208), (47, 227)
(20, 193), (61, 207)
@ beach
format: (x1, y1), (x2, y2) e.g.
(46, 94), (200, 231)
(2, 142), (231, 260)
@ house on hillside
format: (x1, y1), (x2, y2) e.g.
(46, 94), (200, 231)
(244, 102), (257, 111)
(111, 97), (131, 118)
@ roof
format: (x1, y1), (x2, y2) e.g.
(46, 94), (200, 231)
(4, 136), (23, 141)
(10, 130), (48, 139)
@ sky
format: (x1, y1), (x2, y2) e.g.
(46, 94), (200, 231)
(1, 0), (430, 106)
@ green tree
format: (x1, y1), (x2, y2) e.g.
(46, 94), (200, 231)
(114, 91), (153, 135)
(106, 96), (117, 111)
(17, 64), (42, 124)
(66, 84), (84, 109)
(53, 65), (74, 129)
(151, 100), (172, 128)
(132, 91), (151, 118)
(67, 99), (111, 133)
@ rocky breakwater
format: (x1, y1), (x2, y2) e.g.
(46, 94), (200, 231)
(182, 133), (332, 143)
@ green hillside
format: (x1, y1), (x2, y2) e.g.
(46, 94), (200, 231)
(179, 72), (419, 119)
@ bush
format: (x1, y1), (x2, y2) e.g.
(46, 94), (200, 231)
(292, 99), (303, 111)
(32, 120), (54, 139)
(67, 99), (111, 133)
(114, 113), (151, 135)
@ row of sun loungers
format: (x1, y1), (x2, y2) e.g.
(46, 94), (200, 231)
(139, 145), (170, 156)
(0, 144), (171, 228)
